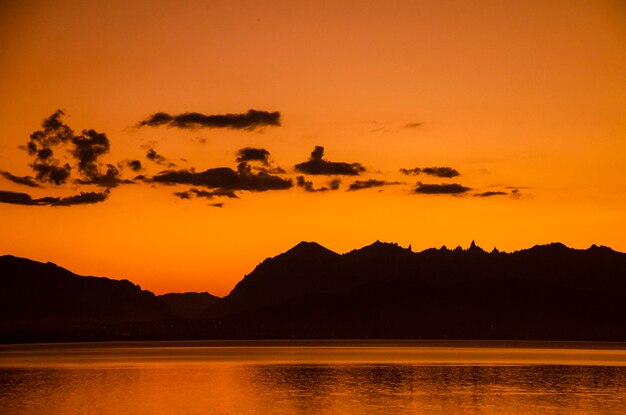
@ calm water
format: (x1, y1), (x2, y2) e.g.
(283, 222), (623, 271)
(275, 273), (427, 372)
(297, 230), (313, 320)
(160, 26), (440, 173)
(1, 341), (626, 414)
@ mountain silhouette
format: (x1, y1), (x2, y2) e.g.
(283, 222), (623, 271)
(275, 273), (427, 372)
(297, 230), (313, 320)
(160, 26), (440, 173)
(158, 292), (220, 320)
(2, 241), (626, 342)
(201, 241), (626, 340)
(0, 255), (172, 326)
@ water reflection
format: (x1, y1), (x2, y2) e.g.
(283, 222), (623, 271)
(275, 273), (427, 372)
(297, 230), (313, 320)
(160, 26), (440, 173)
(246, 364), (626, 415)
(1, 344), (626, 415)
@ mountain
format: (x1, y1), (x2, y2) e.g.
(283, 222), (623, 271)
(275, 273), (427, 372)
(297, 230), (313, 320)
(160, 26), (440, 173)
(0, 255), (172, 327)
(2, 241), (626, 343)
(202, 241), (626, 340)
(158, 292), (220, 320)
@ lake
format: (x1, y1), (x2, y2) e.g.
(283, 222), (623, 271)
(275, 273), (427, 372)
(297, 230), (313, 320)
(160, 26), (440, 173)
(1, 341), (626, 414)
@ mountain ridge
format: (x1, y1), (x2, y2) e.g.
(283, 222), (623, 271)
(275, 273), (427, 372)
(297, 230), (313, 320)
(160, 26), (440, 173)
(2, 240), (626, 342)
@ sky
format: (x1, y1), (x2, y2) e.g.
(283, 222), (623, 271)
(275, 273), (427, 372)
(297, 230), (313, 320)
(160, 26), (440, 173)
(1, 0), (625, 296)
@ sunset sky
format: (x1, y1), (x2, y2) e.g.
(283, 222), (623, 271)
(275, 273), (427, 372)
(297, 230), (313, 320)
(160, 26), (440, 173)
(1, 0), (625, 296)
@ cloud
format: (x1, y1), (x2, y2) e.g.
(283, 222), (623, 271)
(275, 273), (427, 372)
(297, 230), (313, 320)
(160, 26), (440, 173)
(32, 163), (72, 185)
(295, 146), (365, 175)
(25, 111), (74, 184)
(23, 110), (126, 187)
(1, 171), (42, 188)
(347, 179), (402, 191)
(46, 190), (110, 206)
(75, 164), (130, 188)
(404, 122), (423, 128)
(127, 160), (142, 172)
(145, 146), (177, 168)
(154, 161), (292, 193)
(296, 176), (342, 192)
(72, 129), (110, 178)
(474, 191), (508, 197)
(0, 189), (109, 206)
(328, 178), (341, 190)
(137, 109), (280, 130)
(415, 183), (471, 194)
(0, 190), (45, 205)
(400, 167), (460, 178)
(174, 188), (239, 200)
(236, 147), (270, 165)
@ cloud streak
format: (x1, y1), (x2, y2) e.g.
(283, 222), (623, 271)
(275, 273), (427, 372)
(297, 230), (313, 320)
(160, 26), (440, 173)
(415, 183), (470, 194)
(474, 191), (508, 197)
(0, 189), (110, 206)
(348, 180), (402, 191)
(400, 167), (460, 178)
(154, 161), (292, 192)
(1, 171), (42, 188)
(137, 110), (280, 130)
(174, 188), (238, 200)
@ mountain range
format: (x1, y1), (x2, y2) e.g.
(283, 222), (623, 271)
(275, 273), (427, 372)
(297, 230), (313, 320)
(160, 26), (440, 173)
(2, 241), (626, 342)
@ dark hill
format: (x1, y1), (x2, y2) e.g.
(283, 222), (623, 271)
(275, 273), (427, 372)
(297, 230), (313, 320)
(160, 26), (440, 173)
(0, 255), (172, 326)
(202, 241), (626, 340)
(158, 292), (220, 320)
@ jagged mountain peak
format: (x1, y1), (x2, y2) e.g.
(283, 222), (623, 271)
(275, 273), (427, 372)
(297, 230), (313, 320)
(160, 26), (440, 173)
(346, 240), (413, 257)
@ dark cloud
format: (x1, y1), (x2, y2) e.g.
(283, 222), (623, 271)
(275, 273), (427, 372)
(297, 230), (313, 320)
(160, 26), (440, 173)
(25, 111), (74, 184)
(0, 189), (109, 206)
(296, 176), (342, 192)
(210, 203), (224, 208)
(400, 167), (460, 178)
(0, 190), (44, 205)
(155, 168), (238, 187)
(75, 165), (129, 188)
(174, 191), (191, 200)
(144, 145), (178, 169)
(25, 111), (75, 184)
(154, 161), (292, 193)
(255, 166), (286, 174)
(174, 188), (239, 200)
(137, 109), (281, 130)
(422, 167), (460, 178)
(348, 179), (401, 191)
(474, 191), (508, 197)
(127, 160), (142, 172)
(23, 110), (127, 187)
(295, 146), (365, 176)
(236, 147), (271, 165)
(399, 168), (421, 176)
(32, 163), (72, 185)
(47, 190), (110, 206)
(415, 183), (471, 194)
(1, 171), (42, 188)
(404, 122), (423, 128)
(72, 129), (110, 178)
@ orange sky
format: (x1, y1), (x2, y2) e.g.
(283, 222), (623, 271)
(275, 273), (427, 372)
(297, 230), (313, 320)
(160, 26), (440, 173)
(1, 0), (625, 296)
